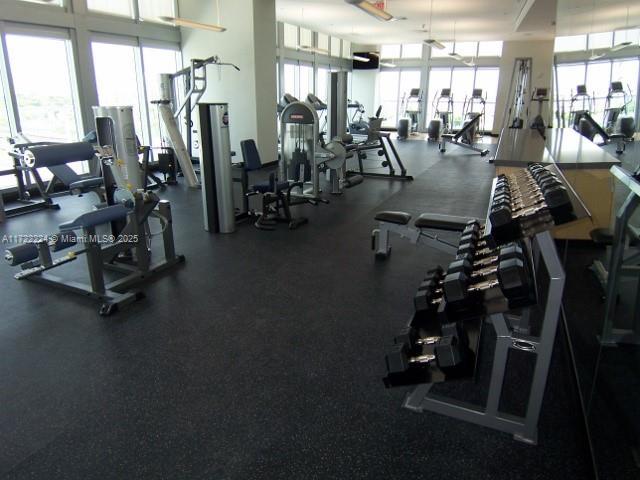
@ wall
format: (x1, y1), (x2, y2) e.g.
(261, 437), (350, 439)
(493, 40), (555, 134)
(351, 70), (377, 116)
(178, 0), (277, 161)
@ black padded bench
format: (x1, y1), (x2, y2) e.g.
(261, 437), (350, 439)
(372, 210), (480, 259)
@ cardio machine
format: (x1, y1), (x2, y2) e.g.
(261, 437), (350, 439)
(569, 84), (627, 154)
(603, 81), (635, 138)
(399, 88), (423, 137)
(427, 88), (454, 142)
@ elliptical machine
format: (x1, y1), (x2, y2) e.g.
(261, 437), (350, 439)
(461, 88), (486, 143)
(603, 81), (635, 139)
(427, 88), (454, 142)
(400, 88), (422, 137)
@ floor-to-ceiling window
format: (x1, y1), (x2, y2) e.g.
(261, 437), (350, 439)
(425, 66), (500, 132)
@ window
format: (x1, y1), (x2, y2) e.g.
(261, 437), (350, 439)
(283, 24), (298, 49)
(399, 70), (421, 120)
(473, 68), (500, 130)
(380, 44), (401, 59)
(299, 28), (312, 48)
(87, 0), (134, 18)
(138, 0), (175, 23)
(19, 0), (63, 5)
(554, 35), (587, 53)
(588, 32), (613, 50)
(426, 66), (500, 131)
(142, 46), (181, 148)
(611, 59), (639, 118)
(342, 40), (351, 59)
(554, 63), (586, 126)
(317, 66), (330, 102)
(330, 37), (341, 57)
(426, 68), (452, 122)
(299, 64), (314, 101)
(586, 62), (612, 113)
(454, 42), (478, 58)
(430, 42), (454, 58)
(378, 70), (400, 127)
(92, 41), (148, 143)
(614, 28), (640, 47)
(318, 33), (329, 53)
(6, 34), (82, 144)
(401, 44), (423, 59)
(283, 63), (297, 98)
(0, 72), (15, 189)
(478, 41), (503, 57)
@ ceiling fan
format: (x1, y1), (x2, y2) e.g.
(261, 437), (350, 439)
(424, 0), (445, 50)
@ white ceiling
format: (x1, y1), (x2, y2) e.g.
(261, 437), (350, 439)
(275, 0), (640, 45)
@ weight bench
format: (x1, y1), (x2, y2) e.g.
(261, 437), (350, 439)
(372, 210), (480, 259)
(439, 113), (490, 157)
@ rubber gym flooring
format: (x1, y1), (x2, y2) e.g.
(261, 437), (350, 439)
(0, 137), (606, 479)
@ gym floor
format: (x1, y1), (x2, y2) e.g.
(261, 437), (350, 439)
(0, 137), (612, 479)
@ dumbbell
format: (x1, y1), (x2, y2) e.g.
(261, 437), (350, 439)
(443, 257), (529, 304)
(394, 323), (466, 349)
(385, 336), (464, 374)
(457, 233), (519, 260)
(417, 257), (529, 310)
(491, 183), (570, 226)
(448, 244), (524, 276)
(414, 267), (446, 311)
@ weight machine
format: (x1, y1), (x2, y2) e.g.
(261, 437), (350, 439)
(154, 55), (240, 189)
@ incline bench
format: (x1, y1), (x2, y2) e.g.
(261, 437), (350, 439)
(372, 210), (481, 259)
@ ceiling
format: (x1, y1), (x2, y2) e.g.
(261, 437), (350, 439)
(275, 0), (640, 45)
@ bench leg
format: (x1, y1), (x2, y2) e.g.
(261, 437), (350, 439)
(372, 224), (392, 259)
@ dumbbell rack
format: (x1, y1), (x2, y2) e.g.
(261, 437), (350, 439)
(403, 230), (563, 445)
(394, 163), (590, 444)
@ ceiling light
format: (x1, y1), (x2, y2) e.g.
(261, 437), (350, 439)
(424, 39), (445, 49)
(344, 0), (396, 22)
(353, 55), (370, 62)
(611, 41), (632, 52)
(298, 45), (330, 55)
(159, 16), (226, 32)
(380, 62), (396, 68)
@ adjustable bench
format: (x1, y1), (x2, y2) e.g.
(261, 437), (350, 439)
(372, 210), (480, 259)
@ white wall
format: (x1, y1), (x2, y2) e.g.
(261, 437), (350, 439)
(178, 0), (277, 162)
(351, 70), (377, 117)
(493, 40), (555, 134)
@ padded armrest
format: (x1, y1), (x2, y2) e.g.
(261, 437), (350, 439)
(59, 205), (128, 232)
(415, 213), (477, 231)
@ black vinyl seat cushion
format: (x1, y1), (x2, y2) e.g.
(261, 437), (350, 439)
(375, 211), (412, 225)
(415, 213), (476, 231)
(251, 181), (291, 194)
(69, 177), (103, 191)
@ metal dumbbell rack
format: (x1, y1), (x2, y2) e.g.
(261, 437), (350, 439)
(400, 164), (589, 444)
(403, 231), (562, 445)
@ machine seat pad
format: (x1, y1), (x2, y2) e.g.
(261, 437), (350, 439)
(415, 213), (477, 231)
(441, 133), (455, 139)
(59, 205), (128, 232)
(375, 211), (412, 225)
(252, 181), (291, 194)
(69, 176), (103, 191)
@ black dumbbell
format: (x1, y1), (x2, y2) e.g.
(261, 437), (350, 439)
(448, 244), (524, 277)
(394, 326), (445, 349)
(385, 336), (464, 374)
(443, 257), (529, 304)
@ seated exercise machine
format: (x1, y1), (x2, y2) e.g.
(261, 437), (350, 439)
(240, 139), (307, 230)
(439, 88), (489, 157)
(569, 84), (626, 155)
(427, 88), (454, 142)
(0, 135), (104, 222)
(4, 137), (185, 316)
(590, 165), (640, 345)
(379, 163), (585, 444)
